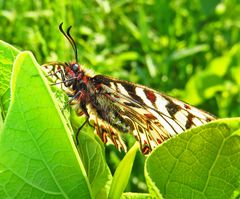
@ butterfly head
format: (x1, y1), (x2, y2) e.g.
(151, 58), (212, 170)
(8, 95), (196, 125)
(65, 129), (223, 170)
(51, 61), (85, 88)
(64, 62), (81, 77)
(65, 61), (85, 79)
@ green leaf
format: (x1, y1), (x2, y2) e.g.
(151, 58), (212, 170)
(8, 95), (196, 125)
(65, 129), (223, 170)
(77, 131), (112, 199)
(109, 142), (139, 199)
(120, 14), (141, 40)
(184, 72), (223, 105)
(169, 44), (209, 61)
(0, 51), (92, 198)
(208, 55), (231, 77)
(0, 40), (20, 120)
(145, 118), (240, 199)
(121, 192), (152, 199)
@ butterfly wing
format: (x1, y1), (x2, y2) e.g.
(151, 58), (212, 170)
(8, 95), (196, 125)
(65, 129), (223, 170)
(89, 75), (215, 154)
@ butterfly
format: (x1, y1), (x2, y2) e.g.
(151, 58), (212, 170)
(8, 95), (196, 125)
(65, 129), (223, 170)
(42, 23), (215, 155)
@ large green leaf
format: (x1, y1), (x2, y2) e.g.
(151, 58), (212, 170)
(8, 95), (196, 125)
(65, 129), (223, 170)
(145, 118), (240, 199)
(109, 142), (139, 199)
(0, 40), (20, 121)
(0, 51), (92, 198)
(77, 131), (112, 199)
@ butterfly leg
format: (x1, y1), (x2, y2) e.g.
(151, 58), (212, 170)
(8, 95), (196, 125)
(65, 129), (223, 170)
(75, 116), (94, 145)
(67, 90), (81, 105)
(76, 118), (89, 145)
(75, 101), (95, 144)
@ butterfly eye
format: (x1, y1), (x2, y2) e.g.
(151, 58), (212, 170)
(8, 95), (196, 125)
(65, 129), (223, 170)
(72, 64), (79, 72)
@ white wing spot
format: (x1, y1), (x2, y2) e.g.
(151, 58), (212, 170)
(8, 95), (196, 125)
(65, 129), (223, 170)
(192, 117), (203, 126)
(155, 95), (172, 117)
(135, 87), (154, 108)
(162, 115), (183, 133)
(117, 83), (130, 96)
(174, 111), (188, 129)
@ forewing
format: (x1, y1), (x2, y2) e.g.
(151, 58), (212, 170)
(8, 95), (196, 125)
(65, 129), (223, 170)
(91, 75), (215, 154)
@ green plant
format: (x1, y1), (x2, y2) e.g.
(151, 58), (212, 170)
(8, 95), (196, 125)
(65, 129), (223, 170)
(0, 41), (239, 198)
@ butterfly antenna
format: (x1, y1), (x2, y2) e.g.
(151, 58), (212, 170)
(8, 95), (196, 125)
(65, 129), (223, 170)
(59, 22), (78, 63)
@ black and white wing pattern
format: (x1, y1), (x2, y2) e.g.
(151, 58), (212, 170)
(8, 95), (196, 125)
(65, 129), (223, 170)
(85, 75), (215, 154)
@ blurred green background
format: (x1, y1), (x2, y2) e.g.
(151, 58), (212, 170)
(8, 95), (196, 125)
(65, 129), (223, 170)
(1, 0), (240, 193)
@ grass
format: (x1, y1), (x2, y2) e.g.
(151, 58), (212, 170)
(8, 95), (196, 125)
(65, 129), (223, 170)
(1, 0), (240, 194)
